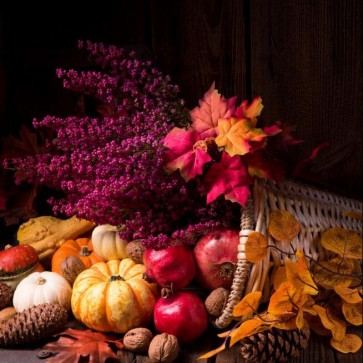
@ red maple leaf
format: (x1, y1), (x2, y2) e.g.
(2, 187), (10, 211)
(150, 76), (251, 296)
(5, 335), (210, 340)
(203, 153), (252, 205)
(163, 127), (212, 181)
(190, 82), (236, 138)
(42, 328), (123, 363)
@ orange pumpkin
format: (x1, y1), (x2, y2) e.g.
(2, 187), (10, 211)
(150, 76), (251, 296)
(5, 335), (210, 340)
(51, 238), (103, 276)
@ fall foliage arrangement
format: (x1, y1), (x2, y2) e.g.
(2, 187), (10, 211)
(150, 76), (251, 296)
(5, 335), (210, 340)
(0, 40), (362, 362)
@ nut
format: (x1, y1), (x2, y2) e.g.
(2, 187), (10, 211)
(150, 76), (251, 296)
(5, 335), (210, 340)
(205, 287), (229, 317)
(60, 256), (86, 285)
(126, 240), (145, 264)
(123, 327), (153, 353)
(0, 306), (17, 328)
(148, 333), (180, 363)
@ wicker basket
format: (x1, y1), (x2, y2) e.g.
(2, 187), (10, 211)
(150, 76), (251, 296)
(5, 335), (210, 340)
(213, 178), (363, 329)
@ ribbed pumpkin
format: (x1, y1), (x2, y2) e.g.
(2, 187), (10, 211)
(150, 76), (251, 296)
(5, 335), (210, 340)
(51, 238), (103, 276)
(71, 259), (159, 333)
(91, 224), (128, 261)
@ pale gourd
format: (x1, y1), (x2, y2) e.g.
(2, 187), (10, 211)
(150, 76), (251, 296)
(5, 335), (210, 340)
(71, 259), (159, 333)
(91, 224), (128, 261)
(13, 271), (72, 312)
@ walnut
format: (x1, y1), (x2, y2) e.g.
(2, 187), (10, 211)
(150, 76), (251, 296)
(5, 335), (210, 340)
(0, 307), (16, 328)
(148, 333), (180, 363)
(205, 287), (229, 317)
(123, 327), (153, 353)
(60, 256), (86, 286)
(126, 240), (145, 264)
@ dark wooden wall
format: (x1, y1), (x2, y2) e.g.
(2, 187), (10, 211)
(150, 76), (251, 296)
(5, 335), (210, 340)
(0, 0), (362, 199)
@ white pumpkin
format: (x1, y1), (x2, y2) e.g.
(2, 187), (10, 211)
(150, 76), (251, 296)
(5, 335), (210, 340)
(91, 224), (128, 261)
(13, 271), (72, 312)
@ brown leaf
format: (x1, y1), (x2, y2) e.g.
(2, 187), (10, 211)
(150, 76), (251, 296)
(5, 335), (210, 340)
(313, 305), (346, 341)
(42, 328), (123, 363)
(233, 291), (262, 318)
(268, 210), (301, 242)
(334, 285), (362, 304)
(245, 232), (267, 263)
(342, 301), (363, 326)
(341, 211), (363, 221)
(272, 266), (287, 290)
(330, 334), (362, 353)
(321, 227), (362, 259)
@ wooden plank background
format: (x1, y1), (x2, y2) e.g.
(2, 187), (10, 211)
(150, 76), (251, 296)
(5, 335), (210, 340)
(0, 1), (362, 361)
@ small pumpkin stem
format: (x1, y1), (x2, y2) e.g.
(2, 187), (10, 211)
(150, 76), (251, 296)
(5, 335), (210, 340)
(4, 244), (13, 250)
(36, 277), (47, 285)
(218, 262), (237, 278)
(80, 245), (91, 257)
(110, 275), (125, 282)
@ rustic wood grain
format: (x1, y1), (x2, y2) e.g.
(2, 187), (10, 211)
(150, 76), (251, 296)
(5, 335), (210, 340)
(150, 0), (248, 107)
(250, 0), (362, 198)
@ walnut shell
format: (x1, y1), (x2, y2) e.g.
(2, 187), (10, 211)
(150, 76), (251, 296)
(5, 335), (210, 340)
(148, 333), (180, 363)
(205, 287), (229, 317)
(126, 240), (145, 264)
(123, 327), (153, 353)
(60, 256), (86, 285)
(0, 307), (16, 328)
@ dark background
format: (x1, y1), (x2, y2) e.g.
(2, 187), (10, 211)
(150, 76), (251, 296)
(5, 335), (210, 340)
(0, 0), (362, 200)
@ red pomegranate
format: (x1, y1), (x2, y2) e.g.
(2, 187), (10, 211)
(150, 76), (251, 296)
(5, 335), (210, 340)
(143, 245), (196, 290)
(153, 290), (208, 343)
(193, 229), (239, 291)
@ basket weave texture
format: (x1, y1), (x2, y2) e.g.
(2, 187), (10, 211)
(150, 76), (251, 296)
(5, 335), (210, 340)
(213, 179), (363, 329)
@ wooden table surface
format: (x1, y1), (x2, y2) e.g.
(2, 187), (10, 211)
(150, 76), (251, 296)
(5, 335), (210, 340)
(1, 325), (361, 362)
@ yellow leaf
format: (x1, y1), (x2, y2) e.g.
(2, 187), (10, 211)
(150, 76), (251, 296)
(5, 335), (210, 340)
(268, 281), (295, 316)
(285, 249), (318, 295)
(215, 117), (266, 157)
(321, 227), (362, 259)
(233, 291), (262, 317)
(230, 318), (268, 346)
(313, 305), (346, 341)
(198, 342), (227, 360)
(312, 258), (354, 288)
(341, 210), (363, 221)
(245, 232), (267, 263)
(334, 285), (362, 304)
(342, 301), (363, 326)
(330, 334), (362, 353)
(272, 266), (287, 290)
(268, 210), (301, 242)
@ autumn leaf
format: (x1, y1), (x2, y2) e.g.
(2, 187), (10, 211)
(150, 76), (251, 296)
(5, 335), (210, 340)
(233, 291), (262, 318)
(272, 266), (287, 290)
(234, 97), (264, 127)
(190, 82), (236, 138)
(268, 281), (297, 317)
(163, 127), (212, 181)
(334, 285), (362, 304)
(245, 232), (267, 263)
(203, 152), (252, 205)
(215, 117), (267, 157)
(229, 316), (271, 346)
(342, 301), (363, 326)
(268, 210), (301, 242)
(312, 258), (355, 289)
(330, 334), (362, 353)
(285, 248), (318, 296)
(197, 341), (227, 360)
(42, 328), (123, 363)
(321, 227), (362, 259)
(244, 151), (285, 182)
(313, 305), (346, 341)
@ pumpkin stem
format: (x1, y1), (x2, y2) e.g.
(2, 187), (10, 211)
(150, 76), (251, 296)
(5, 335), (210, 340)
(4, 244), (13, 250)
(36, 277), (47, 285)
(110, 275), (124, 282)
(80, 245), (91, 257)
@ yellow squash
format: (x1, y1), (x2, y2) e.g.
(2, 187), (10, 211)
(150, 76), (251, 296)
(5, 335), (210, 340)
(71, 258), (159, 333)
